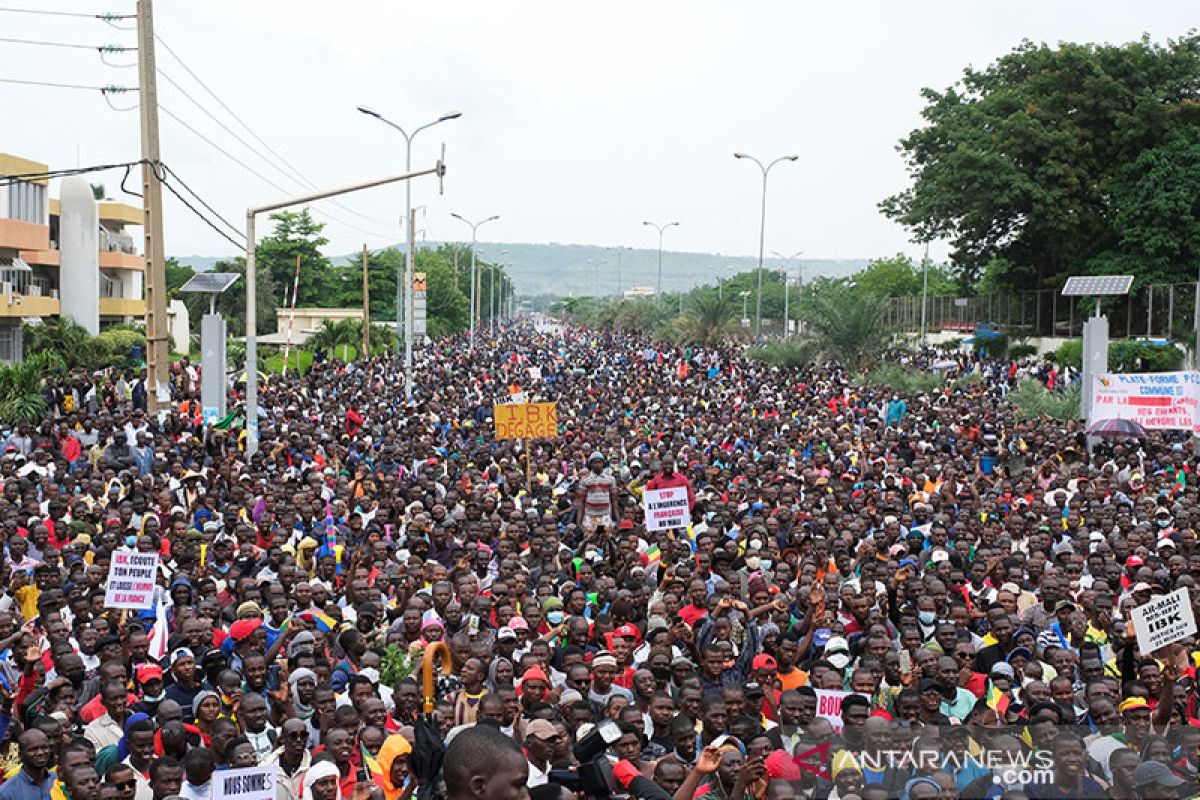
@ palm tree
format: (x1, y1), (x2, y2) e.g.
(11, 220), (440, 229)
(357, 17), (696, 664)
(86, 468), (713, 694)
(0, 352), (63, 425)
(24, 317), (95, 369)
(675, 293), (741, 347)
(306, 319), (366, 361)
(799, 287), (892, 372)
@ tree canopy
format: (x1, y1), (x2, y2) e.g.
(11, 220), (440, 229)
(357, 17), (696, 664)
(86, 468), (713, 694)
(881, 34), (1200, 292)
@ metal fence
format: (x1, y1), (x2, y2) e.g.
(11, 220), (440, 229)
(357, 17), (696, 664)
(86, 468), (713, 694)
(885, 282), (1200, 340)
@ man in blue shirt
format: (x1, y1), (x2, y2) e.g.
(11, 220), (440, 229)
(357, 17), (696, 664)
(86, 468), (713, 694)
(0, 729), (56, 800)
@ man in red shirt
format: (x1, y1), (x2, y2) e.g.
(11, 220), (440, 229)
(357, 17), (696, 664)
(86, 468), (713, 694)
(646, 455), (695, 512)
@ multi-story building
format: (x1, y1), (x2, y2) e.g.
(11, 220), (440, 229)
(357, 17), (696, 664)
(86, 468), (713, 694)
(0, 152), (146, 360)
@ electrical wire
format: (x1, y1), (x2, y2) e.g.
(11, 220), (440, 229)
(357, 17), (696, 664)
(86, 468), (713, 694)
(159, 163), (244, 241)
(0, 76), (134, 93)
(0, 160), (149, 188)
(160, 178), (245, 252)
(154, 32), (395, 227)
(0, 6), (133, 19)
(159, 104), (397, 242)
(0, 36), (134, 51)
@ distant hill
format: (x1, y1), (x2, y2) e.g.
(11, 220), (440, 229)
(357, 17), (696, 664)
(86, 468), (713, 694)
(174, 242), (865, 296)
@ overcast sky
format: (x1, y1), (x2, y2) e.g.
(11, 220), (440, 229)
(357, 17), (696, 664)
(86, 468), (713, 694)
(4, 1), (1194, 269)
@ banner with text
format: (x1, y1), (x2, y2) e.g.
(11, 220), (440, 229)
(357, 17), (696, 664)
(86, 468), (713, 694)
(643, 486), (691, 532)
(104, 551), (160, 609)
(493, 402), (558, 439)
(814, 690), (870, 733)
(1132, 587), (1197, 654)
(1092, 371), (1200, 432)
(214, 765), (276, 800)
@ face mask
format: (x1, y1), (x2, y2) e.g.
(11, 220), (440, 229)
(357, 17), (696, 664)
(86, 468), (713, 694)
(760, 560), (773, 571)
(749, 539), (762, 551)
(142, 692), (164, 703)
(547, 611), (564, 625)
(745, 556), (761, 570)
(918, 610), (936, 625)
(125, 535), (137, 547)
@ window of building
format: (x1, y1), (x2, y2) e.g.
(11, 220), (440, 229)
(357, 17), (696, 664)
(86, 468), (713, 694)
(5, 181), (46, 224)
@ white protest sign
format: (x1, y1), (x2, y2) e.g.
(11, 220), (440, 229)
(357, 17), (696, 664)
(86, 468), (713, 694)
(1092, 372), (1200, 433)
(1132, 587), (1197, 654)
(814, 689), (869, 733)
(643, 486), (691, 532)
(214, 765), (276, 800)
(103, 551), (160, 609)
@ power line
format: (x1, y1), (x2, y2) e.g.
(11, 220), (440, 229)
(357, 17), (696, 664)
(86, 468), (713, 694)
(159, 163), (244, 241)
(0, 76), (135, 93)
(160, 178), (245, 252)
(159, 104), (397, 242)
(0, 159), (149, 188)
(0, 6), (133, 20)
(154, 32), (395, 227)
(0, 36), (134, 52)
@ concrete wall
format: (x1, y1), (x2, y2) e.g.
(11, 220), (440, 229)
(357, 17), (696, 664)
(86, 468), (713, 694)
(167, 299), (190, 354)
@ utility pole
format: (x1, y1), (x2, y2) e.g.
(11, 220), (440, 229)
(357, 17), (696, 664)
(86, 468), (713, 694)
(137, 0), (169, 412)
(361, 244), (370, 356)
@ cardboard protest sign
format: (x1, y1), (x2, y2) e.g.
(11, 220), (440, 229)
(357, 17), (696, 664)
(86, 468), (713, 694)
(1132, 587), (1197, 654)
(103, 551), (160, 609)
(493, 402), (557, 439)
(214, 766), (276, 800)
(643, 486), (691, 532)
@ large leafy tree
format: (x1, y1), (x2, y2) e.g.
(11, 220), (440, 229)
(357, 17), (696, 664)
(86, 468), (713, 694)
(881, 35), (1200, 291)
(854, 254), (957, 297)
(256, 209), (332, 307)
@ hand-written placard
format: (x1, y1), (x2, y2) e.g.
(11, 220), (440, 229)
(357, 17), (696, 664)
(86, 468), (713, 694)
(214, 765), (276, 800)
(493, 402), (557, 439)
(643, 487), (691, 532)
(1132, 587), (1197, 654)
(104, 551), (159, 609)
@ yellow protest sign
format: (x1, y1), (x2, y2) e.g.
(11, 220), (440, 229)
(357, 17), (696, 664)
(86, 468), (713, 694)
(493, 402), (557, 439)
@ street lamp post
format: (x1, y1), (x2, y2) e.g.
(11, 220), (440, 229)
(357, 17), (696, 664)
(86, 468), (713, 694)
(735, 152), (798, 339)
(642, 220), (679, 296)
(739, 290), (751, 324)
(357, 105), (461, 398)
(244, 160), (446, 456)
(450, 213), (500, 348)
(772, 249), (803, 338)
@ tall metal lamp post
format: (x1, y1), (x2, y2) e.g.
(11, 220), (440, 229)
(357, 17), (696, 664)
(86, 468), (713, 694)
(357, 106), (461, 397)
(450, 213), (500, 348)
(642, 220), (679, 296)
(735, 152), (798, 338)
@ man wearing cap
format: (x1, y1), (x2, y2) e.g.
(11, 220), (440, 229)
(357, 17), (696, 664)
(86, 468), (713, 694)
(575, 453), (616, 532)
(1132, 761), (1186, 799)
(163, 648), (200, 718)
(1089, 697), (1155, 780)
(523, 718), (559, 787)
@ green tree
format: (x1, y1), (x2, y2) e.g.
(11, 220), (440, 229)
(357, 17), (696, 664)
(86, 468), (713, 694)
(202, 256), (276, 336)
(676, 293), (741, 347)
(0, 352), (63, 425)
(23, 318), (95, 369)
(256, 209), (331, 307)
(798, 286), (892, 372)
(164, 257), (195, 299)
(854, 254), (957, 297)
(881, 35), (1200, 291)
(306, 319), (360, 360)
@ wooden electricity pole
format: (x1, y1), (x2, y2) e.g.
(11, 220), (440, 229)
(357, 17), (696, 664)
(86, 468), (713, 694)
(361, 244), (370, 356)
(137, 0), (169, 412)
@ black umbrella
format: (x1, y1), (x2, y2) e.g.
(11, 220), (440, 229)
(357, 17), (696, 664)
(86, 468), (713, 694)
(410, 713), (446, 800)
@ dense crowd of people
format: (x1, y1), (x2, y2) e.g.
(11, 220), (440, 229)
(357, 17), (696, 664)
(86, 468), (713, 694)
(0, 319), (1195, 800)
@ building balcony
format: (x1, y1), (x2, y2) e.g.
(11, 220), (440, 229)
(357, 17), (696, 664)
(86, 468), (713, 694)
(19, 248), (59, 267)
(99, 297), (144, 316)
(99, 250), (145, 270)
(0, 219), (50, 252)
(0, 292), (59, 318)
